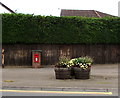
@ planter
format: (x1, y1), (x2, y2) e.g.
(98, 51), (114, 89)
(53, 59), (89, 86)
(74, 67), (91, 79)
(54, 67), (71, 79)
(70, 66), (75, 76)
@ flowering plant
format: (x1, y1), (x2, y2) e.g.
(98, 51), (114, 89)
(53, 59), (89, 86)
(55, 57), (70, 68)
(55, 56), (93, 69)
(69, 56), (93, 69)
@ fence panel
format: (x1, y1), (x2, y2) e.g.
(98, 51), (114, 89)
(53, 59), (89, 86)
(3, 44), (120, 66)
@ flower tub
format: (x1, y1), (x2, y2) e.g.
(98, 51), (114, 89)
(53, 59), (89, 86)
(69, 56), (93, 79)
(54, 67), (71, 79)
(74, 67), (91, 79)
(54, 56), (93, 79)
(54, 57), (72, 79)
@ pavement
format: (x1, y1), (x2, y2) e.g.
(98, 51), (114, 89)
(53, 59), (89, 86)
(1, 64), (119, 96)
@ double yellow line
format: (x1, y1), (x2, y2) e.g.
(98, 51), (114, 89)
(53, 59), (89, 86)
(0, 89), (112, 95)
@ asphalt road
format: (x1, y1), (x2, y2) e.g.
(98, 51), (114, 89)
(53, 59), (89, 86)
(1, 89), (115, 96)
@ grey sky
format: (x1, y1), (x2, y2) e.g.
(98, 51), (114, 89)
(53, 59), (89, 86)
(0, 0), (119, 16)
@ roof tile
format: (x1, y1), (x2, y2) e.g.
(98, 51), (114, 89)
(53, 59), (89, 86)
(60, 9), (114, 17)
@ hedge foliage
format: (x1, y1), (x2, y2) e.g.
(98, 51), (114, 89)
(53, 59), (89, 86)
(2, 13), (120, 44)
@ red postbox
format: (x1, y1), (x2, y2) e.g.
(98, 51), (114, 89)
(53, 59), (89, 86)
(32, 50), (42, 68)
(34, 54), (39, 63)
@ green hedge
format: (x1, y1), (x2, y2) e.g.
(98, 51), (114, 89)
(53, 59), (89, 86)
(2, 13), (120, 44)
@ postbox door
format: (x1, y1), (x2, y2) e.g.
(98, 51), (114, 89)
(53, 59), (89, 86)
(34, 54), (39, 63)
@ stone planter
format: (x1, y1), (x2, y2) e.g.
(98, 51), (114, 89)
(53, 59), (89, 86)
(74, 67), (91, 79)
(54, 67), (71, 79)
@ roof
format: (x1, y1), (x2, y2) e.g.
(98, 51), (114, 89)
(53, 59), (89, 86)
(60, 9), (114, 18)
(0, 2), (15, 13)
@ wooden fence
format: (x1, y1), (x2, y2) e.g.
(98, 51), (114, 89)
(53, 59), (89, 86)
(2, 44), (120, 66)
